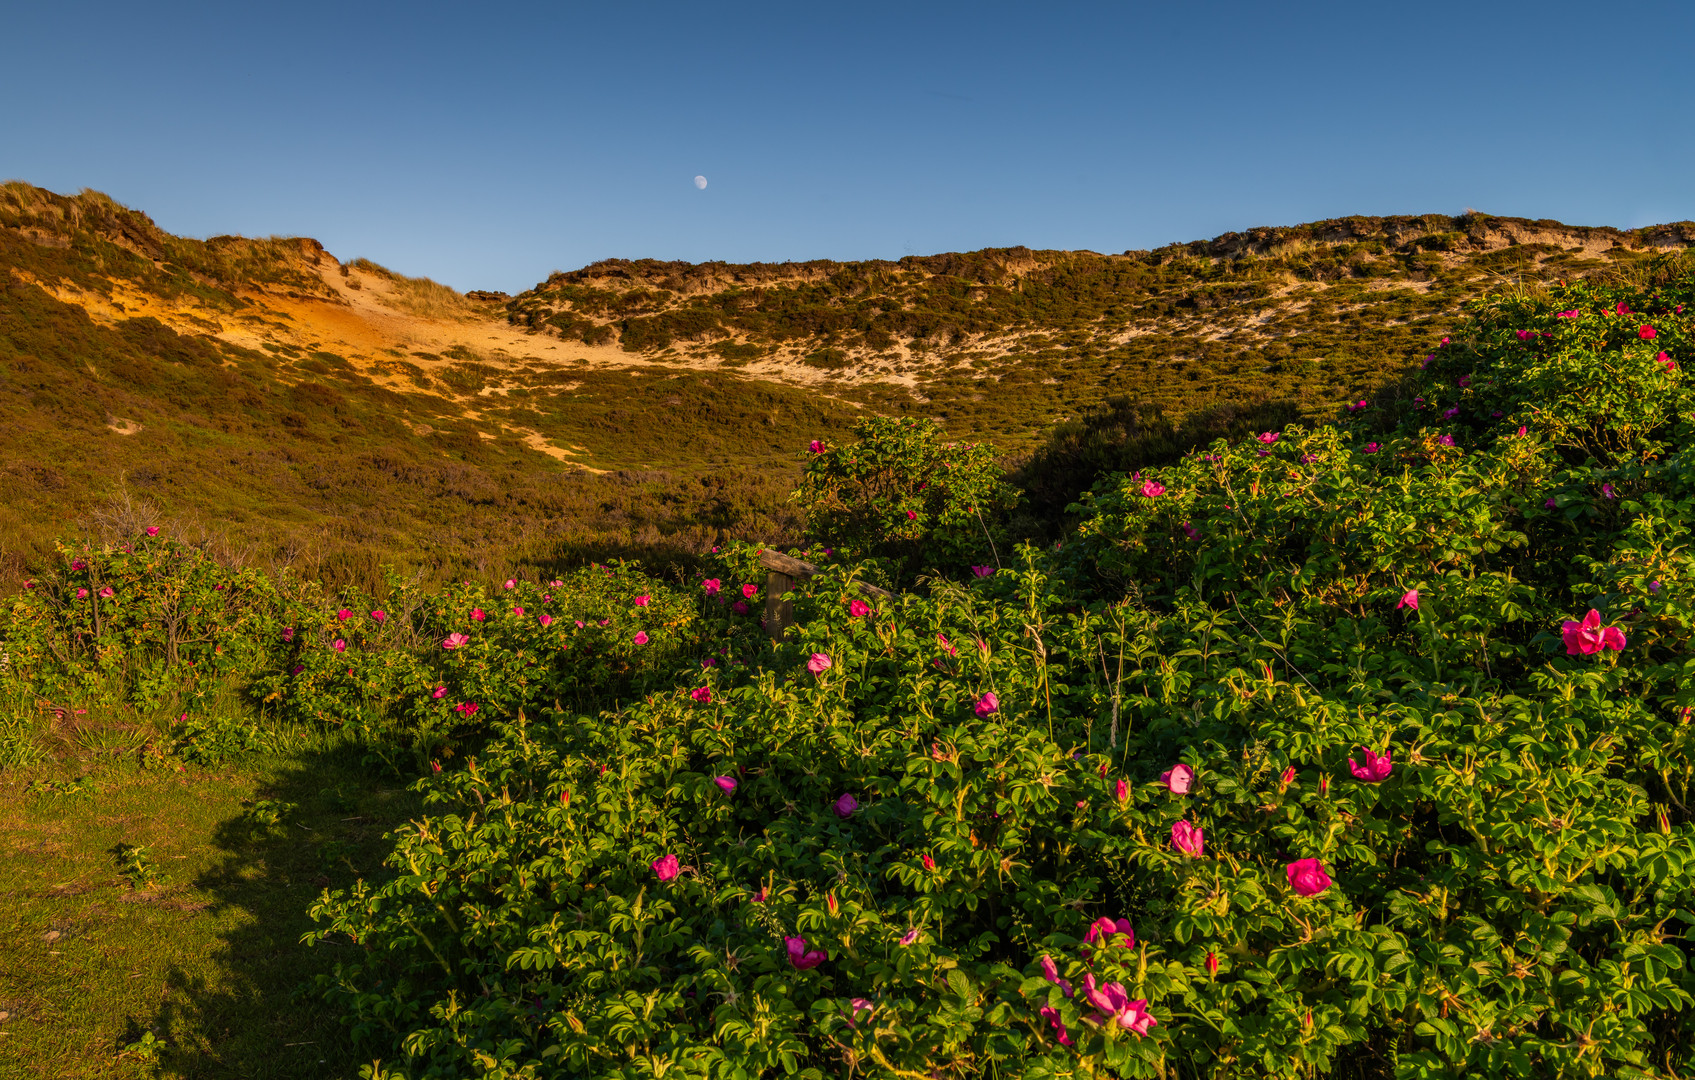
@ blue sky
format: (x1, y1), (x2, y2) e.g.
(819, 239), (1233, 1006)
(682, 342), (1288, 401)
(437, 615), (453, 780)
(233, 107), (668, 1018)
(4, 0), (1692, 293)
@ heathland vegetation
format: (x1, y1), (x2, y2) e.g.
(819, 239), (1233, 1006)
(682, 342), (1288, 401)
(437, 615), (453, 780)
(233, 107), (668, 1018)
(5, 181), (1692, 593)
(3, 243), (1695, 1079)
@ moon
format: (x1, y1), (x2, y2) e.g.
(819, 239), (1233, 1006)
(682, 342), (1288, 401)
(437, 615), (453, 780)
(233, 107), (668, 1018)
(693, 175), (708, 190)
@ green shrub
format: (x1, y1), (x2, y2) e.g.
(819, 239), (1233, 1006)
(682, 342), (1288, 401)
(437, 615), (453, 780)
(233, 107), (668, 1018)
(301, 274), (1695, 1079)
(793, 415), (1020, 578)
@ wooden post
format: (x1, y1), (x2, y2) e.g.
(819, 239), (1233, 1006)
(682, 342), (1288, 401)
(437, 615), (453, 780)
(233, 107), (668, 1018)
(763, 569), (796, 641)
(757, 548), (892, 641)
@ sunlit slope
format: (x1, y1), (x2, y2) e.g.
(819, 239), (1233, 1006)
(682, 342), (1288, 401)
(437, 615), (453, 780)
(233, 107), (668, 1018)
(0, 183), (832, 580)
(505, 215), (1695, 441)
(4, 180), (1692, 581)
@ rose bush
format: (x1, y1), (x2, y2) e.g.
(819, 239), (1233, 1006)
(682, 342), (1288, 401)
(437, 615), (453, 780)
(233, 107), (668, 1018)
(301, 272), (1695, 1079)
(5, 270), (1694, 1078)
(793, 415), (1019, 580)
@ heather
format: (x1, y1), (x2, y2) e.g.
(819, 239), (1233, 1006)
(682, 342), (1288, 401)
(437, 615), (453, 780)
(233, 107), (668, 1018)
(4, 270), (1695, 1079)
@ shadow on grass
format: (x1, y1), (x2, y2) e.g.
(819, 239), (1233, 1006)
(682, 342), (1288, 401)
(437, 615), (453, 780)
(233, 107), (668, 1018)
(145, 746), (422, 1080)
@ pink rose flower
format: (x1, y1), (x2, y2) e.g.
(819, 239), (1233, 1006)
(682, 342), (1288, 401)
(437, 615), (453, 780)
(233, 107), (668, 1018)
(1161, 763), (1194, 794)
(1348, 748), (1393, 783)
(786, 936), (826, 969)
(652, 854), (679, 882)
(1171, 820), (1204, 856)
(1562, 609), (1626, 655)
(974, 691), (998, 717)
(846, 998), (874, 1027)
(145, 526), (160, 536)
(691, 686), (712, 703)
(336, 609), (352, 622)
(1085, 917), (1134, 952)
(1081, 975), (1157, 1035)
(741, 583), (758, 600)
(332, 639), (346, 652)
(1256, 432), (1279, 445)
(635, 594), (650, 606)
(971, 565), (994, 578)
(1286, 858), (1332, 896)
(441, 632), (470, 650)
(539, 613), (552, 626)
(471, 608), (486, 622)
(731, 600), (749, 615)
(833, 793), (858, 818)
(905, 509), (918, 520)
(634, 631), (649, 645)
(1639, 325), (1657, 340)
(431, 686), (447, 699)
(1039, 1006), (1073, 1046)
(98, 586), (115, 599)
(1140, 480), (1165, 498)
(1397, 589), (1418, 611)
(809, 440), (824, 453)
(702, 578), (722, 596)
(503, 578), (516, 589)
(714, 775), (736, 793)
(899, 928), (919, 945)
(848, 599), (870, 617)
(1039, 955), (1074, 997)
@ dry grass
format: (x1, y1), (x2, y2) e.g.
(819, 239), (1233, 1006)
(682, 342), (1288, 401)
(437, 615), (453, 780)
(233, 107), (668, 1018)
(349, 258), (483, 320)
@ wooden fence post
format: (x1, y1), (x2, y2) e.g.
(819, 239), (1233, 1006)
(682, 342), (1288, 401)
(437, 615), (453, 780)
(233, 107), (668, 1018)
(758, 549), (892, 642)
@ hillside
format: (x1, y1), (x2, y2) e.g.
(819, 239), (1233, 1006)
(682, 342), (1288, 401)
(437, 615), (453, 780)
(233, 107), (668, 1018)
(4, 180), (1692, 584)
(504, 213), (1695, 439)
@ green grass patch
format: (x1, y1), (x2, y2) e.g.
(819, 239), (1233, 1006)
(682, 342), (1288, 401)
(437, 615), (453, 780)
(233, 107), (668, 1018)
(0, 746), (419, 1079)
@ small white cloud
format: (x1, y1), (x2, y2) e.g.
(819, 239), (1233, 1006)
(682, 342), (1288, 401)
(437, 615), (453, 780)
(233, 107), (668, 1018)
(693, 175), (708, 190)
